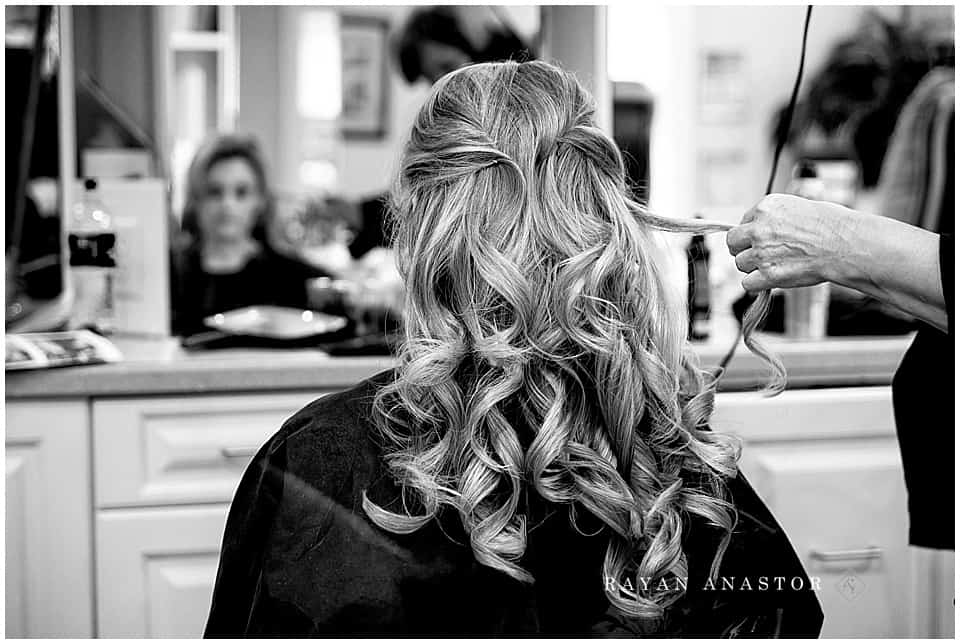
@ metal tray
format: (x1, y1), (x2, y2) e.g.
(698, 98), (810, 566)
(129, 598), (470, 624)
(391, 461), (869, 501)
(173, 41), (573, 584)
(203, 305), (348, 340)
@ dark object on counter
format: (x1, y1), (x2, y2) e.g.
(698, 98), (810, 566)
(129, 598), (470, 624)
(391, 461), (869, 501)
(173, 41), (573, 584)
(204, 371), (823, 637)
(180, 327), (399, 355)
(170, 242), (330, 337)
(348, 196), (391, 258)
(321, 331), (401, 356)
(687, 223), (711, 341)
(892, 233), (954, 550)
(180, 326), (354, 352)
(612, 82), (653, 204)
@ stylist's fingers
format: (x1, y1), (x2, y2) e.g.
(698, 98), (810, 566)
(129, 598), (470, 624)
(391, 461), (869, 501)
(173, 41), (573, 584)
(733, 248), (760, 274)
(741, 259), (794, 292)
(726, 225), (753, 255)
(741, 270), (772, 293)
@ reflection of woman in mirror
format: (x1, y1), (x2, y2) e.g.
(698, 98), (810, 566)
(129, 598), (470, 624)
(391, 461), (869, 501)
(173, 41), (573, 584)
(206, 61), (822, 636)
(169, 134), (329, 336)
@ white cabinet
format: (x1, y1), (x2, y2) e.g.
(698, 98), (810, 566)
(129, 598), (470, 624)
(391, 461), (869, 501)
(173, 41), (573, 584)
(5, 401), (94, 637)
(93, 392), (320, 507)
(96, 505), (228, 637)
(6, 385), (953, 638)
(92, 390), (320, 638)
(740, 440), (910, 637)
(714, 387), (954, 638)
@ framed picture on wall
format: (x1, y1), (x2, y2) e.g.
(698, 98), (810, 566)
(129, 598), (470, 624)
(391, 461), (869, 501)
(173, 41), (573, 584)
(340, 15), (389, 139)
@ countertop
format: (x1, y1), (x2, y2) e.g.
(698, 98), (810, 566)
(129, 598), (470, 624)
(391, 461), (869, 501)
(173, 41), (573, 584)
(5, 328), (913, 400)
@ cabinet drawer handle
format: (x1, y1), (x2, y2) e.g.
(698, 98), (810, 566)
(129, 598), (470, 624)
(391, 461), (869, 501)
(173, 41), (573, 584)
(220, 446), (258, 459)
(810, 546), (883, 563)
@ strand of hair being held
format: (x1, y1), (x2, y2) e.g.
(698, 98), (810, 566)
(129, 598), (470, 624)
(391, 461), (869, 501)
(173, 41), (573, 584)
(627, 202), (786, 395)
(665, 4), (811, 396)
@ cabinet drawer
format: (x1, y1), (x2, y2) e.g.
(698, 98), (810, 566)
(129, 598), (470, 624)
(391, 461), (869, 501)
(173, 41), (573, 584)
(713, 386), (895, 442)
(93, 392), (322, 508)
(740, 440), (910, 637)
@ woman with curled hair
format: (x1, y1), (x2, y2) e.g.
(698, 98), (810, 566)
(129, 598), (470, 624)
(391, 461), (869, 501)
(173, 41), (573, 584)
(206, 61), (822, 637)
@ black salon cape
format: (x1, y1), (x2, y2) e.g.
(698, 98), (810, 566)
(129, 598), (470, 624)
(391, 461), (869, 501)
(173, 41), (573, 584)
(892, 233), (955, 550)
(205, 371), (824, 637)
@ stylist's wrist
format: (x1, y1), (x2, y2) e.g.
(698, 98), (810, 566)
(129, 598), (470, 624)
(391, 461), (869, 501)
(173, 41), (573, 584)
(813, 200), (869, 290)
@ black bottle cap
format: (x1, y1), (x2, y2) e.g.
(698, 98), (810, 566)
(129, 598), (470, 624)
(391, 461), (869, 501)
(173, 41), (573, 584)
(795, 161), (818, 179)
(84, 178), (97, 191)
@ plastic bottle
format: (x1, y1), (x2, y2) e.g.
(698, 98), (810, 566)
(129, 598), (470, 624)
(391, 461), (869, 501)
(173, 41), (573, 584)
(68, 179), (117, 333)
(784, 161), (830, 339)
(687, 215), (711, 341)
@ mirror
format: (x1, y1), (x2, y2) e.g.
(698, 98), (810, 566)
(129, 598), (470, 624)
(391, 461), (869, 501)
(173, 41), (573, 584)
(66, 5), (542, 343)
(12, 5), (949, 343)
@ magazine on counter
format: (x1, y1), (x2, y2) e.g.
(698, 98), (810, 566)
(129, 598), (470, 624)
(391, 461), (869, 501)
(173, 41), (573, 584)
(5, 330), (123, 371)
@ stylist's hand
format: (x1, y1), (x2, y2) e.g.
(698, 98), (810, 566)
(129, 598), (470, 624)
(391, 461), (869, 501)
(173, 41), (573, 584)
(725, 194), (856, 293)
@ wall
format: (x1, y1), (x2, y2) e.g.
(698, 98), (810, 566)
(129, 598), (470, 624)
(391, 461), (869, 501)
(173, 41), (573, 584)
(328, 5), (432, 201)
(607, 4), (937, 225)
(334, 6), (537, 200)
(236, 5), (540, 201)
(541, 6), (611, 134)
(235, 6), (281, 185)
(607, 5), (939, 305)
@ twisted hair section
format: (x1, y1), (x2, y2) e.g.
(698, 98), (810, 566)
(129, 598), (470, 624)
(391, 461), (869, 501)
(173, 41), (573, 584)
(364, 60), (780, 621)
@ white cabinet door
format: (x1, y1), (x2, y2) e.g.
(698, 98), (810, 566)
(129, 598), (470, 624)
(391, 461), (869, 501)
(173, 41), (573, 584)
(96, 504), (229, 637)
(713, 387), (895, 442)
(6, 401), (94, 637)
(739, 440), (910, 638)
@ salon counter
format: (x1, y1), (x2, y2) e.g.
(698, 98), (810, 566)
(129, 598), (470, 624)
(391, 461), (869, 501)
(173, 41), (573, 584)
(8, 328), (954, 639)
(5, 332), (913, 400)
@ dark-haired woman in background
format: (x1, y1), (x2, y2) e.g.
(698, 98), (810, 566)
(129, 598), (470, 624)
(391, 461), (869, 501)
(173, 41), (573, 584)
(393, 5), (535, 85)
(170, 135), (330, 336)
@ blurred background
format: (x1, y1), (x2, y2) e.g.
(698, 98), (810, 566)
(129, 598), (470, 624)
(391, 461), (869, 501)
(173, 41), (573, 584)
(7, 4), (954, 343)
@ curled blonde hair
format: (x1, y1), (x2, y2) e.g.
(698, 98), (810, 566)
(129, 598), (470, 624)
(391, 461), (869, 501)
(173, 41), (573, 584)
(363, 60), (780, 621)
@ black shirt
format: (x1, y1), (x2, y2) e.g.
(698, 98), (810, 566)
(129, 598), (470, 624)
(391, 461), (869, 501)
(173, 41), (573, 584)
(205, 371), (823, 637)
(891, 233), (955, 550)
(170, 243), (329, 336)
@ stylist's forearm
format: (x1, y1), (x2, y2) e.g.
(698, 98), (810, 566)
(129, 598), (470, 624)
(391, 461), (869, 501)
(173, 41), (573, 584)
(830, 206), (947, 332)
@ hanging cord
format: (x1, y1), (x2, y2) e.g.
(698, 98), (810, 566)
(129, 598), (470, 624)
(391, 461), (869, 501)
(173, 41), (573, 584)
(713, 5), (814, 382)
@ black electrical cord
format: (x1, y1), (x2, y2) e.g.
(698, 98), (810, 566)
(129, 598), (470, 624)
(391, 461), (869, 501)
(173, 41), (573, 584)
(714, 5), (813, 379)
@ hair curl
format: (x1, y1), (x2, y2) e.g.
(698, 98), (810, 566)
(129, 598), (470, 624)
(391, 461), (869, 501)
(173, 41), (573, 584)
(363, 60), (781, 621)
